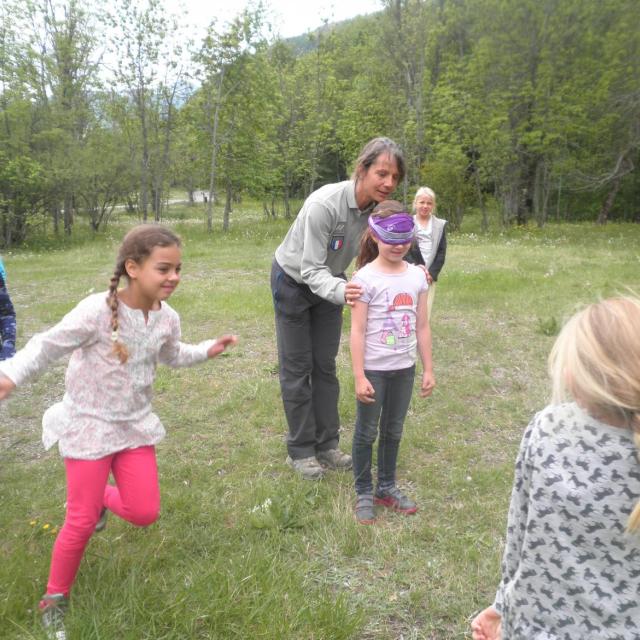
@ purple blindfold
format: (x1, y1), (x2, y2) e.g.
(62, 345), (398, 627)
(368, 213), (415, 244)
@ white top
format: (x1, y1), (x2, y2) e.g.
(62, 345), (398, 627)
(0, 292), (214, 459)
(352, 263), (427, 371)
(414, 215), (433, 265)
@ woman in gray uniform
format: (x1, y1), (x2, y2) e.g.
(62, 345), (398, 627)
(271, 137), (405, 480)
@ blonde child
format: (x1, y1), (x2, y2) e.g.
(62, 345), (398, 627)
(350, 201), (435, 524)
(405, 186), (447, 321)
(472, 296), (640, 640)
(0, 224), (237, 639)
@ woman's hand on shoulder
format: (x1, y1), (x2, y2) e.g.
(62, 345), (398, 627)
(207, 335), (238, 358)
(345, 280), (363, 308)
(0, 374), (16, 400)
(471, 606), (502, 640)
(414, 263), (431, 283)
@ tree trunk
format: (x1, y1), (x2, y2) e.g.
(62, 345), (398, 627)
(597, 176), (622, 225)
(518, 158), (535, 226)
(139, 88), (150, 222)
(533, 160), (550, 228)
(223, 179), (232, 232)
(555, 176), (562, 221)
(206, 67), (225, 233)
(52, 204), (60, 235)
(152, 185), (161, 221)
(1, 204), (10, 247)
(64, 195), (73, 236)
(474, 169), (487, 232)
(283, 180), (291, 219)
(500, 168), (520, 227)
(154, 84), (177, 223)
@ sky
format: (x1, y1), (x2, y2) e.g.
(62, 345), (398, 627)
(164, 0), (382, 39)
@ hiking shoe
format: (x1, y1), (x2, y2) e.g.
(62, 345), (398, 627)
(39, 593), (68, 640)
(374, 487), (418, 514)
(355, 494), (376, 524)
(95, 507), (108, 532)
(316, 448), (353, 470)
(286, 456), (325, 480)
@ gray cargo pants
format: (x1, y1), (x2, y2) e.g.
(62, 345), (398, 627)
(271, 260), (343, 459)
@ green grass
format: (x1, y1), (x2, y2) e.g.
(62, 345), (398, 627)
(1, 208), (639, 638)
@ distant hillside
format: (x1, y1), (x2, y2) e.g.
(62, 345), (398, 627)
(283, 11), (382, 54)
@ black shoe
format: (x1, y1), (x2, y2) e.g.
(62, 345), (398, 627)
(95, 507), (108, 532)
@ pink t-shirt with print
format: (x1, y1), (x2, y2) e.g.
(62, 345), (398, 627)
(352, 263), (427, 371)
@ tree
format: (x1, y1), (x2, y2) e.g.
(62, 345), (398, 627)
(193, 7), (267, 231)
(568, 0), (640, 223)
(379, 0), (431, 196)
(0, 151), (46, 245)
(110, 0), (168, 221)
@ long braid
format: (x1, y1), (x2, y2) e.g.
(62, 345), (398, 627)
(106, 262), (129, 364)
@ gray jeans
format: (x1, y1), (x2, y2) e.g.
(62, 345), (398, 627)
(352, 366), (415, 495)
(271, 260), (344, 459)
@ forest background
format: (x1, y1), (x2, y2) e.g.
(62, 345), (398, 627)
(1, 0), (639, 247)
(2, 1), (640, 638)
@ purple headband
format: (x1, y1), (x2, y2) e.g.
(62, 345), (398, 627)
(368, 213), (415, 244)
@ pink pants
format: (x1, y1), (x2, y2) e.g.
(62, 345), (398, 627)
(47, 445), (160, 597)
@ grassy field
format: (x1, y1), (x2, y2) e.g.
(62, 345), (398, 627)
(0, 207), (639, 639)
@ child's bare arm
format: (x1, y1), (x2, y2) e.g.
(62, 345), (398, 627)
(415, 292), (435, 397)
(350, 301), (375, 403)
(0, 374), (16, 400)
(206, 334), (238, 358)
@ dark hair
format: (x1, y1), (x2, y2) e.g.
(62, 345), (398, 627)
(350, 137), (406, 182)
(355, 200), (407, 269)
(106, 224), (181, 363)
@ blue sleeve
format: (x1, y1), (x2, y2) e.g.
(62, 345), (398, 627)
(0, 272), (17, 360)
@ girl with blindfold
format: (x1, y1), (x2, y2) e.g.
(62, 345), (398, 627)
(349, 200), (435, 524)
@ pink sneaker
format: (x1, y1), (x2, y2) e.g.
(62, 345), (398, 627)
(374, 487), (417, 514)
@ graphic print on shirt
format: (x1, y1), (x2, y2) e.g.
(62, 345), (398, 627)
(497, 403), (640, 640)
(378, 290), (415, 347)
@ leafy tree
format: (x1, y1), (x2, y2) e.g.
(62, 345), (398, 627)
(109, 0), (169, 221)
(193, 7), (267, 231)
(75, 105), (133, 231)
(420, 147), (474, 230)
(0, 151), (46, 245)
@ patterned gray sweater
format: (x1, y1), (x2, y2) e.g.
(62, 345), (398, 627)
(494, 402), (640, 639)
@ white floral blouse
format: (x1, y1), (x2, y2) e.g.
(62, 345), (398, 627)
(0, 292), (214, 459)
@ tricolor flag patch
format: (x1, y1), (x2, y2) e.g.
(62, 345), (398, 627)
(330, 236), (344, 251)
